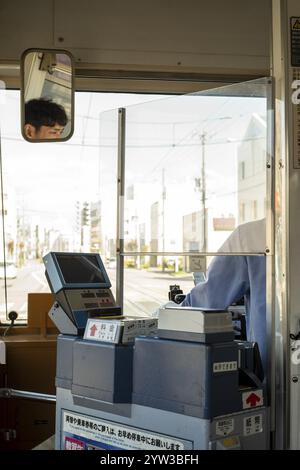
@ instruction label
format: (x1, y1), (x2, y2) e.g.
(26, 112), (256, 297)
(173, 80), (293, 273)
(84, 319), (120, 343)
(243, 414), (263, 436)
(215, 418), (234, 437)
(62, 411), (190, 450)
(292, 67), (300, 168)
(291, 18), (300, 168)
(213, 361), (237, 373)
(291, 17), (300, 67)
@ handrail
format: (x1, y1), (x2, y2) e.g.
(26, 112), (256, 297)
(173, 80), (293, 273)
(0, 388), (56, 403)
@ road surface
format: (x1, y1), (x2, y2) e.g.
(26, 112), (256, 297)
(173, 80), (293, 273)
(0, 259), (195, 323)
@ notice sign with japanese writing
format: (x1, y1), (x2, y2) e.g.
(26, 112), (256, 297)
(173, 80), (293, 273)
(291, 17), (300, 67)
(291, 18), (300, 168)
(292, 67), (300, 169)
(84, 319), (120, 343)
(62, 411), (189, 450)
(243, 414), (263, 436)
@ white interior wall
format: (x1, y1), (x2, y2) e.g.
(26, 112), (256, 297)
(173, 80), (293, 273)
(0, 0), (271, 78)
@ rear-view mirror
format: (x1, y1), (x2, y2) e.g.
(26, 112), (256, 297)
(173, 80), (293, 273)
(20, 48), (74, 142)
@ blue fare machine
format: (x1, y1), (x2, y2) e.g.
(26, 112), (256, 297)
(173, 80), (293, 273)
(44, 252), (269, 451)
(44, 252), (121, 335)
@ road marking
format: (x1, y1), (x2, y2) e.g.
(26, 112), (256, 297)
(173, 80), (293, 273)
(19, 302), (27, 313)
(31, 271), (48, 288)
(124, 299), (150, 317)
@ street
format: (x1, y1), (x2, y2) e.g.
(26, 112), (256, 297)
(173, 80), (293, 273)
(121, 268), (194, 317)
(0, 259), (195, 323)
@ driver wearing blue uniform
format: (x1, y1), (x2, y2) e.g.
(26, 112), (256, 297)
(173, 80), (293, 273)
(180, 218), (267, 372)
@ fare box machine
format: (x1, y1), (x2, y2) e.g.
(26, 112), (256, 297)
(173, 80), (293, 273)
(44, 252), (269, 451)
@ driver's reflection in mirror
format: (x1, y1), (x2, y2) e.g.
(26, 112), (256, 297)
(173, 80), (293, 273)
(24, 98), (68, 140)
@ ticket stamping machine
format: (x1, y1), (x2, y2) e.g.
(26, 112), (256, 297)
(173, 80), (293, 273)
(44, 251), (269, 450)
(44, 252), (121, 335)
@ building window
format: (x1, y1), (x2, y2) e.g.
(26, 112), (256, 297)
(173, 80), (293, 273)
(240, 161), (246, 180)
(240, 203), (246, 222)
(252, 200), (257, 219)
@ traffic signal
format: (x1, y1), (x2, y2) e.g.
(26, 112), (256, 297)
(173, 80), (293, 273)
(81, 203), (90, 226)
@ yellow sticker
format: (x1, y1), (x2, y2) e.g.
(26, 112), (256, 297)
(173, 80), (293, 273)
(222, 437), (239, 447)
(292, 19), (300, 30)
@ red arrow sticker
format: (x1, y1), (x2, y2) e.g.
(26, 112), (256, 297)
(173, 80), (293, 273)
(246, 393), (261, 407)
(242, 389), (263, 409)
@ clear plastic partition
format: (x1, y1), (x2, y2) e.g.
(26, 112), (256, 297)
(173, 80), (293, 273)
(0, 83), (271, 323)
(0, 92), (109, 322)
(0, 91), (163, 323)
(122, 254), (195, 317)
(0, 83), (9, 323)
(123, 78), (270, 257)
(98, 109), (119, 296)
(102, 78), (273, 317)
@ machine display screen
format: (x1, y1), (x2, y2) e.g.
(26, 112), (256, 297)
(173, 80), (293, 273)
(56, 254), (106, 284)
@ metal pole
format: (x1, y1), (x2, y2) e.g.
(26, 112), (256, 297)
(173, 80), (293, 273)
(162, 168), (166, 272)
(116, 108), (126, 309)
(271, 0), (295, 449)
(265, 76), (276, 445)
(120, 251), (266, 257)
(201, 133), (207, 252)
(0, 119), (8, 320)
(0, 388), (56, 403)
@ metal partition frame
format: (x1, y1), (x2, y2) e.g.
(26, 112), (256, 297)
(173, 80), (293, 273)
(266, 77), (276, 445)
(116, 108), (126, 309)
(113, 79), (275, 443)
(272, 0), (300, 450)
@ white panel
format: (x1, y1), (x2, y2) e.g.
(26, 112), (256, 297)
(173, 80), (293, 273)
(0, 0), (270, 74)
(272, 0), (300, 450)
(54, 0), (271, 71)
(286, 0), (300, 450)
(0, 0), (54, 59)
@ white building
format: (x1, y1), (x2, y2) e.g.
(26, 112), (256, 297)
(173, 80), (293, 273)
(237, 114), (266, 225)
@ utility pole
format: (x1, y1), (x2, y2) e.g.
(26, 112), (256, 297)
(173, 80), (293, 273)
(200, 132), (207, 252)
(162, 168), (166, 272)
